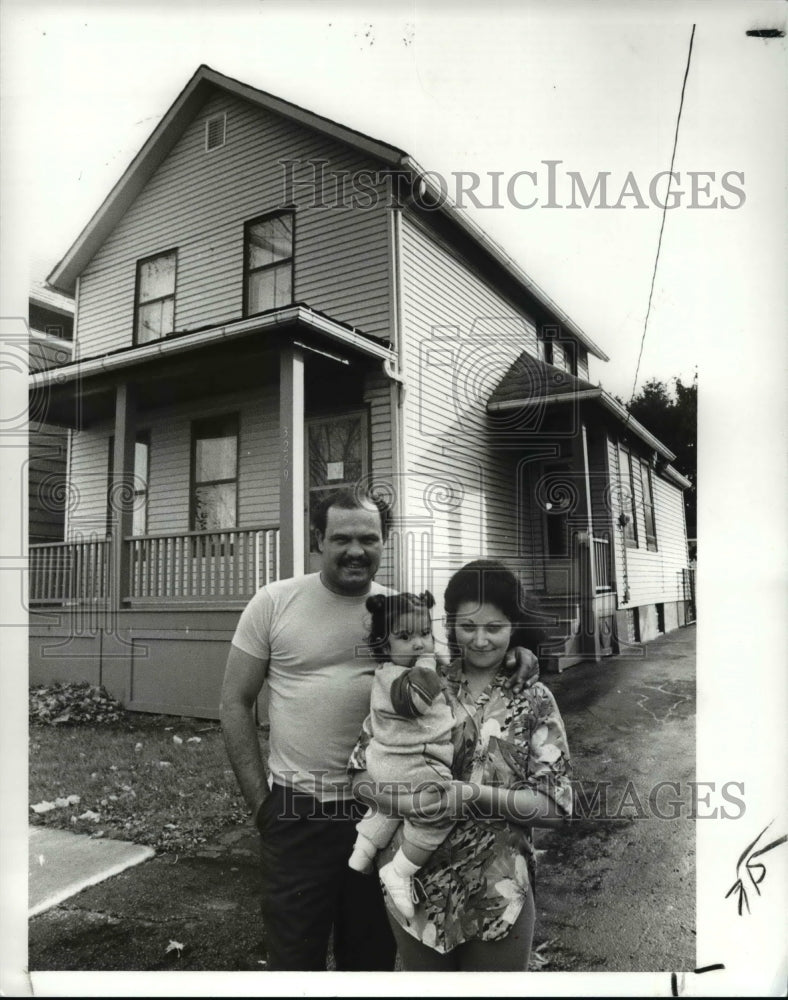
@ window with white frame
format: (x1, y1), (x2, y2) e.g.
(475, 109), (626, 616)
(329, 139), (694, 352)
(135, 250), (176, 344)
(639, 459), (658, 551)
(191, 415), (239, 531)
(132, 432), (150, 536)
(617, 446), (639, 548)
(244, 212), (293, 316)
(107, 431), (150, 536)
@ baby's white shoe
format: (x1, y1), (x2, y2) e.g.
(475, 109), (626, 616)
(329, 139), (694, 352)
(379, 860), (416, 919)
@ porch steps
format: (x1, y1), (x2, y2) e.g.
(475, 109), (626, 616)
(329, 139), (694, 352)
(525, 593), (586, 674)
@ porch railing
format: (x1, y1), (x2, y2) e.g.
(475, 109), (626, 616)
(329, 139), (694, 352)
(29, 538), (110, 605)
(126, 525), (280, 601)
(30, 526), (280, 605)
(592, 535), (612, 592)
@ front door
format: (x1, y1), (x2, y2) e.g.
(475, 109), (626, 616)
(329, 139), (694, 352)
(541, 460), (581, 595)
(305, 412), (368, 572)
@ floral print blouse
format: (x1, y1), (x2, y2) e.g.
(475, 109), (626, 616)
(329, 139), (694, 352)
(348, 659), (572, 954)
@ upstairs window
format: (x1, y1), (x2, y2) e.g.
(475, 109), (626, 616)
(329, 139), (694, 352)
(135, 250), (176, 344)
(244, 212), (293, 316)
(617, 446), (639, 549)
(191, 415), (239, 531)
(639, 460), (658, 551)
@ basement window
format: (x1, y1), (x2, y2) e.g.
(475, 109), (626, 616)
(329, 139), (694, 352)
(205, 113), (226, 152)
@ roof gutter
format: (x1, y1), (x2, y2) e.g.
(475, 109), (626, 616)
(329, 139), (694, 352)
(401, 156), (610, 363)
(29, 306), (395, 389)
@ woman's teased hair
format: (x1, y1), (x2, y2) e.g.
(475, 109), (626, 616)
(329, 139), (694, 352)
(443, 559), (535, 655)
(366, 590), (435, 663)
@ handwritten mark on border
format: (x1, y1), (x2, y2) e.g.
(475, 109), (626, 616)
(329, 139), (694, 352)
(671, 964), (725, 996)
(725, 821), (787, 916)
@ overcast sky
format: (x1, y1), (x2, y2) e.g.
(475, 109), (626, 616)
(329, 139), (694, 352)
(2, 0), (784, 398)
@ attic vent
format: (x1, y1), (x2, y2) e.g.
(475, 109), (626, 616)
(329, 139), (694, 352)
(205, 113), (226, 151)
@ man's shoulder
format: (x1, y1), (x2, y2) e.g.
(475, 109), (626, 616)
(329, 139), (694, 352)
(261, 573), (321, 598)
(249, 573), (392, 610)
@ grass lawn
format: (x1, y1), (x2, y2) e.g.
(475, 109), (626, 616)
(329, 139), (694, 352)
(29, 713), (258, 852)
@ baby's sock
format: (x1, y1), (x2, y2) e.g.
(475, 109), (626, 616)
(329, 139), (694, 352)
(392, 848), (420, 878)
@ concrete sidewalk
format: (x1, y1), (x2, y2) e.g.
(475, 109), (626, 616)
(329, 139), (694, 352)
(27, 624), (697, 973)
(29, 826), (154, 918)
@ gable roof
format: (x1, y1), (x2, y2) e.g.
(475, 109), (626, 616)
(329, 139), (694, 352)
(47, 64), (608, 361)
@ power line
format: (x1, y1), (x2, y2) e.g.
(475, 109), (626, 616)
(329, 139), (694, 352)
(628, 23), (696, 405)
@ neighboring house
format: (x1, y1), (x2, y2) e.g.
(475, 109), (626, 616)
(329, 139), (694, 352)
(29, 65), (693, 717)
(28, 283), (74, 543)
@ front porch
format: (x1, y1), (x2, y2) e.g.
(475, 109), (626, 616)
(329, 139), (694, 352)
(29, 306), (398, 716)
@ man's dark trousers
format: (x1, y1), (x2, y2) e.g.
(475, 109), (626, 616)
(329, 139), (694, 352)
(257, 782), (397, 971)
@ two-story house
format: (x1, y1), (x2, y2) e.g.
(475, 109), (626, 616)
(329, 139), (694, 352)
(29, 65), (693, 718)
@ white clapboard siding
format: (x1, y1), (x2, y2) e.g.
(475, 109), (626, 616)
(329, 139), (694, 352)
(66, 429), (112, 539)
(77, 92), (391, 357)
(399, 213), (543, 600)
(551, 343), (569, 373)
(607, 438), (689, 607)
(576, 348), (590, 381)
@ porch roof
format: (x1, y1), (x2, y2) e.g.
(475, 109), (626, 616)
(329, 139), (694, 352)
(487, 351), (692, 490)
(29, 303), (396, 391)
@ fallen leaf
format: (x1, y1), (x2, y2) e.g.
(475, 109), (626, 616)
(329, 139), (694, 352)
(134, 743), (143, 752)
(172, 735), (183, 746)
(529, 938), (556, 971)
(91, 830), (105, 838)
(158, 760), (172, 767)
(109, 765), (118, 771)
(164, 823), (179, 830)
(31, 801), (57, 814)
(37, 855), (46, 866)
(187, 737), (201, 743)
(52, 795), (81, 809)
(78, 810), (101, 822)
(165, 939), (184, 956)
(164, 727), (173, 731)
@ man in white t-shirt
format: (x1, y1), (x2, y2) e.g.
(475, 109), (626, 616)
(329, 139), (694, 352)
(220, 488), (398, 971)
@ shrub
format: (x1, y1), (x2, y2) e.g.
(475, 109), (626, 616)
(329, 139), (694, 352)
(29, 682), (126, 726)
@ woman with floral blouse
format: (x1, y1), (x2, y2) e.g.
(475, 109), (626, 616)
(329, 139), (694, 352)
(349, 559), (572, 971)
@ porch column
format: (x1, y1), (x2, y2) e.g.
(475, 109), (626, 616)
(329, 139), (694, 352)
(279, 343), (305, 579)
(110, 383), (136, 611)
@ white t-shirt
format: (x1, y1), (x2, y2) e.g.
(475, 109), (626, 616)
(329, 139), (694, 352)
(231, 572), (390, 800)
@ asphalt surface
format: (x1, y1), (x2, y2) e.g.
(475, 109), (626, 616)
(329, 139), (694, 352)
(26, 624), (696, 974)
